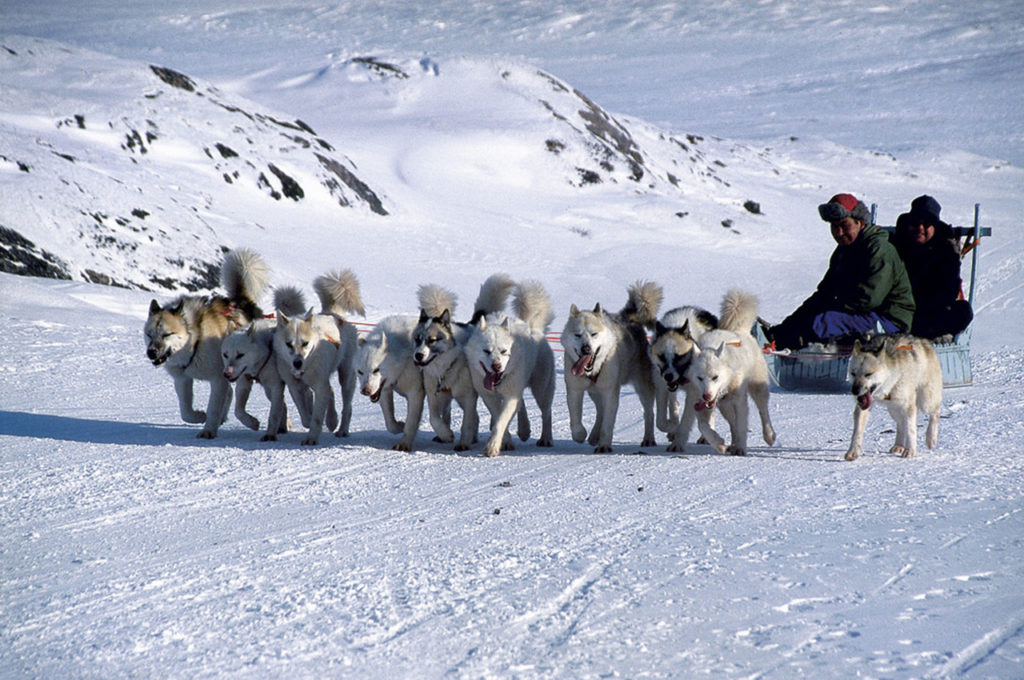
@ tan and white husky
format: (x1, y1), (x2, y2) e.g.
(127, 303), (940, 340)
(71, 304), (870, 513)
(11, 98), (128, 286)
(846, 334), (942, 460)
(144, 248), (269, 438)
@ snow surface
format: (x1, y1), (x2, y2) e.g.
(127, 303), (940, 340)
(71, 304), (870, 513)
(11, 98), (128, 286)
(2, 2), (1024, 678)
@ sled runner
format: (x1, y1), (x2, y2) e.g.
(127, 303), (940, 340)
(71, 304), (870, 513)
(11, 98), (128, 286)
(760, 204), (990, 393)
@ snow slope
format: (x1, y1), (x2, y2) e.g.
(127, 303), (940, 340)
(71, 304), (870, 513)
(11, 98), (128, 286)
(2, 2), (1024, 679)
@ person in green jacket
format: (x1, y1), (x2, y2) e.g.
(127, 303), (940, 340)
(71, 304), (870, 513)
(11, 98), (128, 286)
(766, 193), (915, 350)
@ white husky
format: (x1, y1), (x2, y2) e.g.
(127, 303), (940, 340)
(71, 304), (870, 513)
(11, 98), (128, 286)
(671, 289), (776, 456)
(274, 270), (364, 445)
(648, 305), (719, 435)
(144, 248), (269, 438)
(845, 334), (942, 461)
(466, 280), (556, 457)
(412, 274), (516, 451)
(560, 281), (662, 452)
(356, 315), (425, 452)
(221, 286), (310, 441)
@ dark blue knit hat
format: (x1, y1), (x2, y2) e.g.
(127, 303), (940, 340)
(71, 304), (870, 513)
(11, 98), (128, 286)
(908, 195), (942, 226)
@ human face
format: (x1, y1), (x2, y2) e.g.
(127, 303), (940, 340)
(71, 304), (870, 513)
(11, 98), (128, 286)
(908, 221), (935, 245)
(830, 217), (863, 247)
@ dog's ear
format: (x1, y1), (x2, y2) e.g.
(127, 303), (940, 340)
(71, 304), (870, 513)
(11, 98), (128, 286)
(592, 302), (603, 314)
(246, 323), (258, 338)
(714, 342), (726, 357)
(277, 312), (290, 325)
(679, 319), (692, 339)
(303, 307), (314, 321)
(357, 336), (366, 347)
(569, 304), (580, 317)
(501, 317), (512, 331)
(655, 320), (667, 336)
(380, 332), (389, 351)
(440, 309), (451, 327)
(418, 308), (429, 323)
(149, 299), (161, 315)
(477, 315), (488, 331)
(852, 339), (862, 355)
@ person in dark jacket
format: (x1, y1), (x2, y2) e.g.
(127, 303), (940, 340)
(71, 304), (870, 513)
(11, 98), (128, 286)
(890, 194), (973, 340)
(767, 193), (916, 350)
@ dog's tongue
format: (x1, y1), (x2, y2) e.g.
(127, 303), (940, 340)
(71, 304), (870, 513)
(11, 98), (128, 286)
(857, 392), (872, 410)
(483, 367), (501, 391)
(695, 398), (715, 412)
(571, 353), (593, 377)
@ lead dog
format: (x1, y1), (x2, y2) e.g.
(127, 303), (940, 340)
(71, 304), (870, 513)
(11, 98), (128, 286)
(671, 289), (775, 456)
(560, 281), (662, 452)
(412, 274), (516, 451)
(466, 280), (556, 457)
(648, 305), (719, 435)
(845, 334), (941, 460)
(274, 269), (364, 445)
(144, 248), (269, 438)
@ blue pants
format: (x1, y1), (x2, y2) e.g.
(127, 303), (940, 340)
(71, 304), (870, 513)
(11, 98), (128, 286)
(810, 311), (899, 341)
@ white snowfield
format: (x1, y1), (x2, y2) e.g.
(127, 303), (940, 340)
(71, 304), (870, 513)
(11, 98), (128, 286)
(2, 1), (1024, 678)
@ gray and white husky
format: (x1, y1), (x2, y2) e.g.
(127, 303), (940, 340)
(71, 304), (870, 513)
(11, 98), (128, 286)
(466, 280), (556, 457)
(356, 314), (425, 452)
(412, 274), (516, 451)
(648, 305), (719, 435)
(144, 248), (269, 438)
(560, 281), (662, 452)
(845, 334), (942, 461)
(671, 289), (776, 456)
(221, 286), (311, 441)
(274, 270), (364, 445)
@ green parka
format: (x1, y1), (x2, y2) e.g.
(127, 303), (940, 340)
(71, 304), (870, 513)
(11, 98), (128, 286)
(790, 223), (916, 330)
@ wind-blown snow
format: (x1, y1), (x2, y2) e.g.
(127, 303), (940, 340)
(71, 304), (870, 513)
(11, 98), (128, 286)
(2, 2), (1023, 679)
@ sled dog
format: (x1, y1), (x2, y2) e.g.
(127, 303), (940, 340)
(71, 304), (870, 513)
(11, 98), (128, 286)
(356, 315), (425, 451)
(649, 305), (719, 434)
(671, 289), (776, 456)
(222, 286), (311, 441)
(144, 248), (269, 438)
(274, 269), (364, 445)
(466, 280), (556, 457)
(845, 334), (941, 461)
(412, 274), (515, 451)
(560, 281), (662, 452)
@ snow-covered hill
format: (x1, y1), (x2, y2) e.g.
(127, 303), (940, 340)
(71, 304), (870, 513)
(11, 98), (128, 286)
(2, 2), (1023, 679)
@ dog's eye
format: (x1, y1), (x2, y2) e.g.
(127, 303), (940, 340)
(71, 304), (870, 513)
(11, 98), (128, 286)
(373, 368), (380, 374)
(237, 353), (244, 359)
(285, 342), (293, 350)
(864, 371), (874, 378)
(575, 333), (582, 339)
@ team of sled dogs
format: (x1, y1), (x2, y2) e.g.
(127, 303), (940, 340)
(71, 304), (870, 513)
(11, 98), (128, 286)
(144, 249), (943, 460)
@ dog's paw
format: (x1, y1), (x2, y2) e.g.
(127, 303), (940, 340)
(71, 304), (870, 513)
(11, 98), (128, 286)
(392, 441), (412, 452)
(900, 448), (916, 458)
(844, 448), (860, 461)
(334, 428), (349, 438)
(386, 420), (405, 434)
(239, 415), (260, 431)
(483, 447), (501, 458)
(301, 436), (319, 446)
(726, 445), (746, 456)
(454, 442), (472, 452)
(763, 428), (776, 446)
(571, 427), (587, 443)
(889, 445), (905, 455)
(666, 442), (685, 454)
(183, 410), (206, 424)
(536, 437), (553, 448)
(640, 437), (657, 448)
(196, 429), (217, 439)
(593, 444), (613, 453)
(260, 433), (277, 442)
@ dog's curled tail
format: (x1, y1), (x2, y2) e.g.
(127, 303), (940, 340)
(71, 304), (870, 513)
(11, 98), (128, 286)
(473, 273), (516, 319)
(314, 269), (366, 317)
(273, 285), (308, 318)
(222, 248), (270, 307)
(513, 280), (554, 333)
(719, 288), (760, 334)
(621, 280), (663, 329)
(417, 284), (458, 318)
